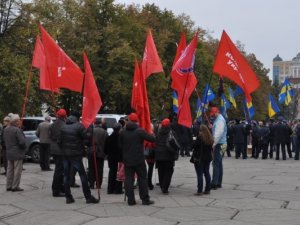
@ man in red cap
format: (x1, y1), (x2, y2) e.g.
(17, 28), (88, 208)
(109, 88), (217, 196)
(209, 106), (227, 190)
(49, 109), (67, 197)
(119, 112), (156, 206)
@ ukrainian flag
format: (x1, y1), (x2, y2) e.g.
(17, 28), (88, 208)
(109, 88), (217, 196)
(278, 78), (293, 106)
(172, 90), (178, 114)
(195, 97), (202, 118)
(220, 94), (231, 117)
(229, 87), (237, 109)
(235, 86), (244, 97)
(202, 84), (215, 109)
(244, 99), (254, 119)
(268, 94), (280, 118)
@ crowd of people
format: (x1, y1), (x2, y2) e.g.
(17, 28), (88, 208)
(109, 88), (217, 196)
(0, 107), (299, 206)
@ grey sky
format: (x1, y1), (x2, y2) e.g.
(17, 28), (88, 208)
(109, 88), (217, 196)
(115, 0), (300, 80)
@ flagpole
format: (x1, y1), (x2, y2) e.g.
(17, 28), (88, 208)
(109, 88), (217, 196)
(20, 65), (33, 128)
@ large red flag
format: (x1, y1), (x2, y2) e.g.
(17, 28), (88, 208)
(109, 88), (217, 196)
(81, 52), (102, 129)
(131, 61), (152, 133)
(39, 24), (84, 93)
(213, 30), (260, 102)
(172, 32), (186, 67)
(171, 33), (198, 127)
(141, 29), (163, 79)
(32, 36), (59, 92)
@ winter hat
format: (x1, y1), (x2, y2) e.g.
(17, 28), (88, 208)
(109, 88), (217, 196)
(209, 107), (219, 117)
(128, 113), (138, 122)
(161, 118), (170, 127)
(10, 114), (20, 122)
(57, 109), (67, 118)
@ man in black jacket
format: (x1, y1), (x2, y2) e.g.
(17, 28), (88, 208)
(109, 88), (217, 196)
(59, 112), (98, 204)
(119, 113), (155, 206)
(49, 109), (66, 197)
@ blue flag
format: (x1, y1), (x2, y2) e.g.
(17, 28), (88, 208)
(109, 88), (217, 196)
(229, 87), (237, 109)
(220, 93), (231, 118)
(195, 97), (202, 118)
(202, 84), (215, 106)
(278, 78), (293, 106)
(243, 99), (254, 119)
(235, 86), (244, 97)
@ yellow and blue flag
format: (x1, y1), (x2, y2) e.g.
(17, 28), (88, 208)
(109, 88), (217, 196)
(172, 90), (178, 114)
(268, 94), (280, 118)
(235, 86), (244, 97)
(195, 97), (202, 119)
(278, 78), (293, 106)
(228, 87), (237, 109)
(220, 93), (231, 117)
(202, 84), (215, 107)
(243, 99), (254, 119)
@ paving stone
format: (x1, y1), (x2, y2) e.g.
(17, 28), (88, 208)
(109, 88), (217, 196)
(0, 204), (24, 219)
(180, 220), (262, 225)
(209, 198), (284, 210)
(236, 184), (296, 192)
(153, 206), (237, 222)
(258, 191), (300, 202)
(82, 216), (175, 225)
(234, 208), (300, 225)
(4, 211), (95, 225)
(286, 201), (300, 210)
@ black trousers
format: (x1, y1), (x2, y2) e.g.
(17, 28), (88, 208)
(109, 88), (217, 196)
(88, 155), (104, 188)
(51, 155), (64, 195)
(156, 161), (174, 192)
(39, 143), (51, 170)
(107, 160), (123, 193)
(124, 162), (149, 204)
(276, 143), (286, 160)
(146, 161), (154, 187)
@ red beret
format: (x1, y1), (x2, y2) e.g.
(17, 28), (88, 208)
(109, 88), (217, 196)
(209, 107), (219, 116)
(128, 113), (138, 122)
(161, 118), (170, 127)
(57, 109), (67, 118)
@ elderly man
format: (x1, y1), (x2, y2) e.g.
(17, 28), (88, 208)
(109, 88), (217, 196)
(3, 114), (26, 192)
(209, 107), (227, 190)
(119, 113), (156, 206)
(36, 116), (52, 171)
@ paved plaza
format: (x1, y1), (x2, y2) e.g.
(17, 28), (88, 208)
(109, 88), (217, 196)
(0, 155), (300, 225)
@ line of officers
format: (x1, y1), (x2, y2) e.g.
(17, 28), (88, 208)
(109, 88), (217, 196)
(224, 117), (300, 160)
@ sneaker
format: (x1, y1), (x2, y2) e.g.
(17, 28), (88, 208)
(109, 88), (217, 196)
(142, 200), (155, 205)
(6, 188), (12, 191)
(53, 192), (65, 197)
(66, 197), (75, 204)
(86, 195), (99, 204)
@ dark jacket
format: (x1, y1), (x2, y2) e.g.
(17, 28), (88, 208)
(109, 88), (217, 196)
(49, 118), (65, 155)
(155, 126), (176, 162)
(92, 125), (108, 159)
(191, 138), (213, 164)
(233, 123), (246, 144)
(119, 121), (155, 167)
(257, 126), (270, 145)
(3, 125), (26, 160)
(59, 115), (87, 157)
(105, 130), (122, 164)
(274, 122), (288, 144)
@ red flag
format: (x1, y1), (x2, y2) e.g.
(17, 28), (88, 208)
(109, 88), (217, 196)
(32, 36), (59, 92)
(213, 30), (260, 101)
(141, 29), (163, 79)
(171, 33), (198, 127)
(81, 53), (102, 129)
(172, 32), (186, 67)
(39, 24), (84, 93)
(131, 61), (152, 133)
(131, 60), (144, 111)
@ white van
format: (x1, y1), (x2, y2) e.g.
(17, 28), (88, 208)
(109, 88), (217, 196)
(95, 114), (127, 135)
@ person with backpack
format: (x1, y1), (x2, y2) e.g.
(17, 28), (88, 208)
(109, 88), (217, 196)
(155, 118), (179, 194)
(190, 124), (213, 195)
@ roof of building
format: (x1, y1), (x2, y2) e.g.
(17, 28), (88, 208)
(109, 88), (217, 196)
(273, 54), (283, 62)
(292, 53), (300, 61)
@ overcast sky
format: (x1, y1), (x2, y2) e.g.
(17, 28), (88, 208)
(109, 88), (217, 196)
(115, 0), (300, 79)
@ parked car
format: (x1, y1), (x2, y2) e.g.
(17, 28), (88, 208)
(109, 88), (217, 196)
(22, 116), (55, 163)
(95, 114), (127, 135)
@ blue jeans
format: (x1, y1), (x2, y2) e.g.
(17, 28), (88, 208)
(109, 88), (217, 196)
(194, 162), (211, 192)
(63, 156), (91, 199)
(212, 144), (223, 186)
